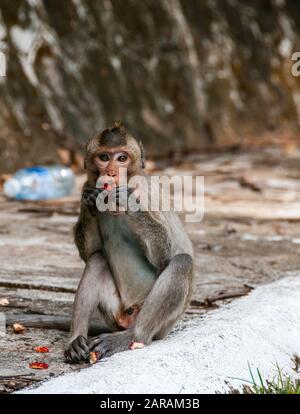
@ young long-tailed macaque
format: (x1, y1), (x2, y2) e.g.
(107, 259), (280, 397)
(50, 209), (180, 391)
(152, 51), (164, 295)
(6, 122), (193, 363)
(63, 121), (194, 363)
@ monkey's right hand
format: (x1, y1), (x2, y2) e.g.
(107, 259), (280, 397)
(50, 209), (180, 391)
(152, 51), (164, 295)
(82, 186), (102, 216)
(64, 335), (90, 364)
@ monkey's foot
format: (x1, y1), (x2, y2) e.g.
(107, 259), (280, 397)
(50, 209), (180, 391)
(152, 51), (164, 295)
(64, 335), (90, 364)
(88, 330), (134, 360)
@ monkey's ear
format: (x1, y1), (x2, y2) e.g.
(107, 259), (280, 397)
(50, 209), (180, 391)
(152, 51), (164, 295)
(113, 120), (124, 130)
(139, 141), (145, 169)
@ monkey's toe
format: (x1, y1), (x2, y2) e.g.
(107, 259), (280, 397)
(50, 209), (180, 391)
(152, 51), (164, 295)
(89, 331), (133, 359)
(64, 335), (89, 364)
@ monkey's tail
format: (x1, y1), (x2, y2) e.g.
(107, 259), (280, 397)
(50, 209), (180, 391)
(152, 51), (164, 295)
(5, 314), (111, 335)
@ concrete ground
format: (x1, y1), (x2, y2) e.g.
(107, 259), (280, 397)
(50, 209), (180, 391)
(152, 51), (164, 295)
(20, 275), (300, 394)
(1, 148), (300, 392)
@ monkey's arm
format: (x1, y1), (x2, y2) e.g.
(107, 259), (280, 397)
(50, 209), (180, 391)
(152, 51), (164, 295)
(127, 211), (172, 269)
(74, 181), (102, 262)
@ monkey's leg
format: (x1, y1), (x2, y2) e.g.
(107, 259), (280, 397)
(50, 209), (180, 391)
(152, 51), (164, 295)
(88, 253), (193, 359)
(65, 251), (121, 364)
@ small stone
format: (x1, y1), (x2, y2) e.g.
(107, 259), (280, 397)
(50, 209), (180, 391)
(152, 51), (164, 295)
(13, 323), (25, 334)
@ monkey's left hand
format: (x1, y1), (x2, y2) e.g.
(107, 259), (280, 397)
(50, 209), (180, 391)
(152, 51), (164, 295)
(82, 186), (102, 216)
(88, 329), (135, 360)
(112, 186), (141, 213)
(100, 186), (140, 213)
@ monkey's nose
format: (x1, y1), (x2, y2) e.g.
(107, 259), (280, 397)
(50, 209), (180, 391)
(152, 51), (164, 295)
(107, 172), (117, 177)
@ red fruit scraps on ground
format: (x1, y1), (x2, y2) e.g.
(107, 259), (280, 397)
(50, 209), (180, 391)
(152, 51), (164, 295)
(29, 362), (49, 370)
(34, 346), (49, 353)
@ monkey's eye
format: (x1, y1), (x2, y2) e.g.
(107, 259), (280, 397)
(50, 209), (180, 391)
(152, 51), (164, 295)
(126, 308), (134, 316)
(118, 155), (128, 163)
(99, 154), (109, 162)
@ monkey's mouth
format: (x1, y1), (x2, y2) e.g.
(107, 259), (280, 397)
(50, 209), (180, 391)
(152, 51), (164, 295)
(96, 176), (116, 190)
(103, 183), (113, 191)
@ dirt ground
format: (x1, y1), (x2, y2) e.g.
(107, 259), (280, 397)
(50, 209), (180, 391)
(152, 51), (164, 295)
(1, 147), (300, 393)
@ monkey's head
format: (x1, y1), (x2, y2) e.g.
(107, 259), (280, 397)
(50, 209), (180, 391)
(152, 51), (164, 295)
(85, 121), (145, 186)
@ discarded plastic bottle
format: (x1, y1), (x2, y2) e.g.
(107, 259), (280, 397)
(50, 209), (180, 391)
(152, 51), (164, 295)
(3, 166), (75, 201)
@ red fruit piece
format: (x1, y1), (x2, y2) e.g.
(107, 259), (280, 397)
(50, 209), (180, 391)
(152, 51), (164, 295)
(129, 342), (145, 350)
(89, 351), (100, 364)
(103, 183), (113, 191)
(29, 362), (49, 370)
(34, 346), (49, 353)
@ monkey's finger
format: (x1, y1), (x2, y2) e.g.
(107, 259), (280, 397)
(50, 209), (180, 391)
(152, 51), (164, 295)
(88, 337), (101, 350)
(88, 334), (109, 351)
(89, 335), (122, 359)
(115, 186), (134, 196)
(116, 186), (128, 192)
(83, 196), (95, 206)
(89, 341), (109, 359)
(83, 191), (102, 212)
(117, 187), (136, 200)
(114, 187), (132, 207)
(65, 346), (87, 364)
(83, 191), (94, 201)
(83, 187), (102, 199)
(73, 344), (89, 361)
(65, 336), (89, 363)
(73, 338), (90, 360)
(83, 189), (101, 200)
(77, 335), (90, 354)
(85, 186), (102, 193)
(88, 335), (113, 356)
(64, 348), (81, 364)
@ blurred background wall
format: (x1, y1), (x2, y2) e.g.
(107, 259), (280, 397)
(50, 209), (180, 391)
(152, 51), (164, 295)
(0, 0), (300, 173)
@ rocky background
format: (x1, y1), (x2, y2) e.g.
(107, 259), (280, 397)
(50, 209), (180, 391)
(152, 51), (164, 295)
(0, 0), (300, 173)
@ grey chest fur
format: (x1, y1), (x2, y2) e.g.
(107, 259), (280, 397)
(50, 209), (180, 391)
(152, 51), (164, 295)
(98, 213), (157, 307)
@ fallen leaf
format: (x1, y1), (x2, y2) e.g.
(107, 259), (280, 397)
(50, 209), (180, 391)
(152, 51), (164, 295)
(129, 342), (145, 350)
(0, 298), (9, 306)
(34, 346), (50, 353)
(89, 352), (100, 364)
(13, 323), (25, 334)
(29, 362), (49, 370)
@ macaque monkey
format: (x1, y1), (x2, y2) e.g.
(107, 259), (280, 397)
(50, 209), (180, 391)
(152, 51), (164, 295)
(5, 122), (193, 363)
(63, 121), (194, 363)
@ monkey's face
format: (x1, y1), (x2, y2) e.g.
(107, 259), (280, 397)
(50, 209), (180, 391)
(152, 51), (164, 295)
(85, 124), (144, 185)
(94, 147), (131, 187)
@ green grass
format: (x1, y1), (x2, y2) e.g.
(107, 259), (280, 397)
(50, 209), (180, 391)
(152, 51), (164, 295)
(240, 362), (300, 394)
